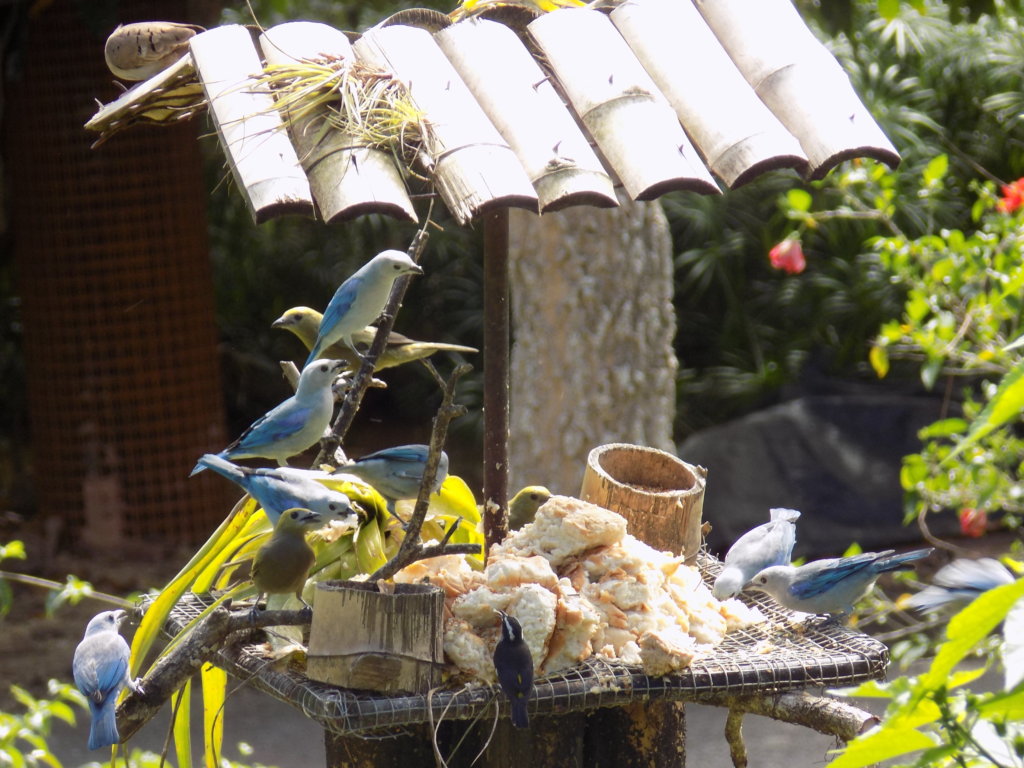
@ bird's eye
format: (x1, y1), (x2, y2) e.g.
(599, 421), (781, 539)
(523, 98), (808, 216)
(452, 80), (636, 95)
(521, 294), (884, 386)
(290, 510), (300, 520)
(320, 364), (329, 372)
(329, 503), (338, 512)
(393, 264), (401, 271)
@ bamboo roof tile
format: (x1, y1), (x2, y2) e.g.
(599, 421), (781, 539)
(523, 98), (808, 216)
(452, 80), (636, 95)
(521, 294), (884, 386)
(86, 0), (900, 225)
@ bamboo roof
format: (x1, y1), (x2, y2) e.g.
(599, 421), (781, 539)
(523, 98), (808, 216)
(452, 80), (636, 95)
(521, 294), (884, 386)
(87, 0), (900, 225)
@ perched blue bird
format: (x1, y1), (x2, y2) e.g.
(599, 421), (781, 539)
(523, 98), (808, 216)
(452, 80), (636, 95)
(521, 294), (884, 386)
(747, 548), (933, 617)
(193, 453), (356, 526)
(305, 250), (424, 367)
(712, 507), (800, 600)
(493, 610), (533, 729)
(73, 610), (143, 751)
(908, 557), (1015, 613)
(336, 444), (448, 515)
(192, 359), (344, 474)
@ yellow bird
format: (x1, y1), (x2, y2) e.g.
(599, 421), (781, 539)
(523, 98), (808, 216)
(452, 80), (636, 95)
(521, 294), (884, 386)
(272, 306), (478, 372)
(250, 508), (322, 615)
(508, 485), (552, 531)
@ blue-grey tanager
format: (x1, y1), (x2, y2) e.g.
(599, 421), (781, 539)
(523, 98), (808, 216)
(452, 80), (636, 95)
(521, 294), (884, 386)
(193, 453), (356, 526)
(73, 609), (143, 751)
(192, 359), (344, 473)
(747, 548), (933, 616)
(335, 444), (447, 515)
(908, 557), (1015, 613)
(305, 250), (424, 367)
(713, 507), (800, 600)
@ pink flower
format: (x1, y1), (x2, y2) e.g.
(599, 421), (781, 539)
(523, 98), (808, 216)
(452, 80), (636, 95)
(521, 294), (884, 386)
(958, 507), (987, 538)
(768, 238), (806, 275)
(998, 179), (1024, 214)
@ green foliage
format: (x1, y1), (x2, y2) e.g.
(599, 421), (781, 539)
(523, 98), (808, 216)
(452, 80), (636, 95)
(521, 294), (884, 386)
(833, 579), (1024, 768)
(0, 540), (26, 619)
(0, 680), (87, 768)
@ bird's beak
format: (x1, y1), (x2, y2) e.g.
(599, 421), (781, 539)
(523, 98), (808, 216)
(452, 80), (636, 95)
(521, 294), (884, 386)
(300, 511), (322, 525)
(113, 609), (128, 626)
(271, 315), (289, 328)
(410, 263), (424, 275)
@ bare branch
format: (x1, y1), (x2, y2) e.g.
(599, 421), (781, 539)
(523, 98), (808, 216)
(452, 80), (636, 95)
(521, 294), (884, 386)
(700, 690), (879, 742)
(117, 607), (310, 742)
(369, 363), (476, 581)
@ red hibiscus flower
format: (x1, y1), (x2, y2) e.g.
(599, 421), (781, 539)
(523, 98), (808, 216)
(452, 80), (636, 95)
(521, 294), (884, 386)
(768, 238), (806, 275)
(997, 179), (1024, 214)
(958, 507), (987, 538)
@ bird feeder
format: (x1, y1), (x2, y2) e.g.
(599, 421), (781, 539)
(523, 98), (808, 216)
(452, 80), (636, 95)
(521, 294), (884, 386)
(307, 580), (445, 694)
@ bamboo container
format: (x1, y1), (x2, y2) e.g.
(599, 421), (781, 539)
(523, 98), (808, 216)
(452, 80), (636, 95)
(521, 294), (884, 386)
(579, 443), (706, 561)
(307, 580), (445, 694)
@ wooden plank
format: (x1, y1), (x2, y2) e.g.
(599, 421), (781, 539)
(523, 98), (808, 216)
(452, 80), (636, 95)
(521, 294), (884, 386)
(529, 9), (720, 200)
(259, 22), (417, 223)
(610, 0), (808, 187)
(695, 0), (900, 179)
(436, 18), (617, 213)
(353, 24), (538, 225)
(189, 25), (314, 223)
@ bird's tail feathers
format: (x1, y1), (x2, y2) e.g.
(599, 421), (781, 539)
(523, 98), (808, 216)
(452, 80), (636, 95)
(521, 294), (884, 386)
(877, 548), (933, 572)
(192, 453), (244, 481)
(510, 699), (529, 729)
(88, 701), (119, 751)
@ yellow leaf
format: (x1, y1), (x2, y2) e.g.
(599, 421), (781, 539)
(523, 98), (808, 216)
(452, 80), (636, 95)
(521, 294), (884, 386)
(172, 678), (193, 768)
(202, 663), (227, 768)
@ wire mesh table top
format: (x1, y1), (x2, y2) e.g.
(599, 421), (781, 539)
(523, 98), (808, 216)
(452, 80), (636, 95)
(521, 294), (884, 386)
(162, 554), (889, 736)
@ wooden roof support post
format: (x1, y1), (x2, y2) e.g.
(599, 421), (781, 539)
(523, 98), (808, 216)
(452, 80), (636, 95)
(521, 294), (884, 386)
(483, 207), (510, 554)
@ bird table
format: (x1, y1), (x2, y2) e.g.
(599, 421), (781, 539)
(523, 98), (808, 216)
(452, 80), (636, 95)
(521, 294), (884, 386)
(164, 570), (887, 768)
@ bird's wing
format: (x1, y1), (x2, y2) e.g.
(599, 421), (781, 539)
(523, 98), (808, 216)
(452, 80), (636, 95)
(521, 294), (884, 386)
(321, 275), (365, 332)
(360, 446), (428, 465)
(229, 404), (313, 452)
(789, 554), (881, 599)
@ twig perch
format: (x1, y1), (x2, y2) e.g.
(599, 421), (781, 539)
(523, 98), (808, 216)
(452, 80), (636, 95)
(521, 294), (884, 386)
(725, 708), (748, 768)
(117, 606), (310, 742)
(701, 690), (879, 743)
(369, 362), (476, 581)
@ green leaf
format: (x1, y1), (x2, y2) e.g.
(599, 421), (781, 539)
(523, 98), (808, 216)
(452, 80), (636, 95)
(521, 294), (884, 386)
(978, 687), (1024, 720)
(921, 578), (1024, 694)
(786, 188), (813, 213)
(877, 0), (901, 20)
(828, 726), (935, 768)
(945, 359), (1024, 463)
(869, 345), (889, 378)
(918, 418), (968, 438)
(0, 541), (26, 561)
(1004, 333), (1024, 353)
(923, 154), (949, 186)
(920, 356), (944, 391)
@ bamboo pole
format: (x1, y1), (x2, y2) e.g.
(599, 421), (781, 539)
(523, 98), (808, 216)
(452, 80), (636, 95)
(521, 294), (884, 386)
(353, 24), (537, 225)
(528, 8), (720, 200)
(189, 25), (314, 223)
(259, 22), (417, 223)
(695, 0), (900, 179)
(611, 0), (808, 187)
(436, 18), (617, 213)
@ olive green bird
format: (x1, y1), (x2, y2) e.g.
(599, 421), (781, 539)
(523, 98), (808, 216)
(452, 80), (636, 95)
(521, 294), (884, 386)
(250, 508), (323, 616)
(273, 307), (478, 372)
(508, 486), (552, 531)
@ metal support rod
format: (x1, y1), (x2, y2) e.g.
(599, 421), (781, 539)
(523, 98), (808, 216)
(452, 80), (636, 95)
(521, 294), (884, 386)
(482, 207), (510, 553)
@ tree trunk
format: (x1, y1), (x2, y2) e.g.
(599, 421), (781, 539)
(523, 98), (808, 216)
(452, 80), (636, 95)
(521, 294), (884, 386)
(508, 195), (677, 495)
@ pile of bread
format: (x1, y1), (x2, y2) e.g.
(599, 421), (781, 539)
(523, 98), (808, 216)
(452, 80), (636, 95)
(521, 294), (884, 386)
(397, 495), (763, 680)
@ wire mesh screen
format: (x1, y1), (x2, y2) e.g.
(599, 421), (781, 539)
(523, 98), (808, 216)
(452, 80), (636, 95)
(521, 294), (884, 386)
(6, 1), (232, 543)
(163, 554), (888, 737)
